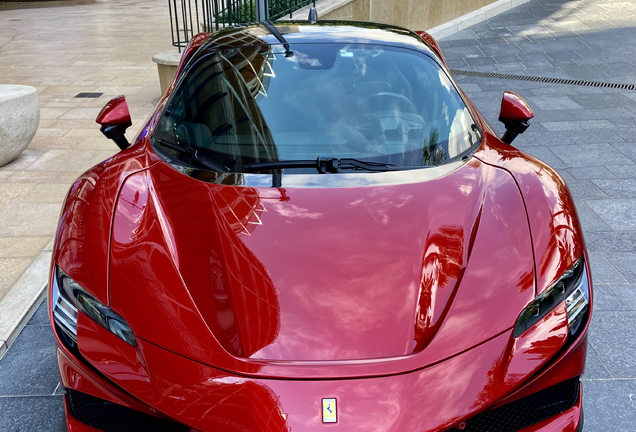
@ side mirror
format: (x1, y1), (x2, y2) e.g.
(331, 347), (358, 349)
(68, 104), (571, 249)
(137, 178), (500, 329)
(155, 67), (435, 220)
(96, 95), (132, 150)
(499, 91), (534, 145)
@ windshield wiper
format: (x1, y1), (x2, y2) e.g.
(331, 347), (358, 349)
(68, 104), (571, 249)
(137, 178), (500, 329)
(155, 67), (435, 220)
(155, 138), (230, 173)
(244, 157), (400, 174)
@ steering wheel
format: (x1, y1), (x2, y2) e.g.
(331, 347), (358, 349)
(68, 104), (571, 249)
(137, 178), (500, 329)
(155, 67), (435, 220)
(359, 92), (418, 114)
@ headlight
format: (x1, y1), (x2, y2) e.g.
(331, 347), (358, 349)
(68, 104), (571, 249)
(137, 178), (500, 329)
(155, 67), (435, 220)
(52, 266), (136, 346)
(514, 257), (589, 338)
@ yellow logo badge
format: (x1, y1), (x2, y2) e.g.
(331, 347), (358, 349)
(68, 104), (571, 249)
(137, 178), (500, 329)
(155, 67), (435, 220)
(322, 398), (337, 423)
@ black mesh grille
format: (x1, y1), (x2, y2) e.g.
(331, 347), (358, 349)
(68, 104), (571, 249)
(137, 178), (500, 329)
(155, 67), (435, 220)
(66, 389), (189, 432)
(450, 377), (580, 432)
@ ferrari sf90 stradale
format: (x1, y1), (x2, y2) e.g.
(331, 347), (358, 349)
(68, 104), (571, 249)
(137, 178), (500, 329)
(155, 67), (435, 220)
(50, 19), (591, 432)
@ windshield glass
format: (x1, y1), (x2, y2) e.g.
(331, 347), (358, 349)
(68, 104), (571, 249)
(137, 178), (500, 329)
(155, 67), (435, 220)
(153, 43), (481, 173)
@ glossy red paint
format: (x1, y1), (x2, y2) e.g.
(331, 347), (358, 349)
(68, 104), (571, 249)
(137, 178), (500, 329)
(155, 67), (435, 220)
(168, 32), (211, 96)
(500, 91), (535, 122)
(49, 22), (592, 432)
(56, 318), (586, 432)
(474, 133), (585, 294)
(95, 95), (131, 127)
(415, 30), (447, 65)
(502, 303), (568, 387)
(53, 144), (154, 304)
(105, 153), (535, 378)
(77, 312), (150, 387)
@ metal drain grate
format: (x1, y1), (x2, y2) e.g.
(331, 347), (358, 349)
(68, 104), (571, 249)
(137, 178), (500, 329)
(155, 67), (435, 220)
(75, 92), (104, 99)
(449, 69), (636, 91)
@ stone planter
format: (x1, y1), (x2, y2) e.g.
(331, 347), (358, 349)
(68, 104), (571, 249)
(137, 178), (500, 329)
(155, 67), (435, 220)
(152, 51), (182, 96)
(0, 85), (39, 167)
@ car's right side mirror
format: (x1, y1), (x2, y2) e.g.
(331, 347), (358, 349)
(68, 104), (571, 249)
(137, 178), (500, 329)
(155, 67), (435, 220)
(96, 95), (132, 150)
(499, 91), (534, 145)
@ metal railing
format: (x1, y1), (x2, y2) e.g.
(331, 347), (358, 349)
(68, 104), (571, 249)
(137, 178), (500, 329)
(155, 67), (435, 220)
(169, 0), (316, 50)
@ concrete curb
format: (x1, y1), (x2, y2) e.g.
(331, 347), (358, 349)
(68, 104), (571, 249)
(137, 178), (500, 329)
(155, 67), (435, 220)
(427, 0), (532, 39)
(283, 0), (532, 39)
(279, 0), (351, 20)
(0, 247), (51, 359)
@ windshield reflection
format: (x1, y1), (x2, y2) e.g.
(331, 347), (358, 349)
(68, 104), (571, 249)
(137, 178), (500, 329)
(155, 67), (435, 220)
(154, 36), (481, 175)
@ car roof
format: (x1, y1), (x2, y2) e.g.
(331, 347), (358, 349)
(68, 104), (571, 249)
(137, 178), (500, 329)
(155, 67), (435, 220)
(200, 21), (438, 57)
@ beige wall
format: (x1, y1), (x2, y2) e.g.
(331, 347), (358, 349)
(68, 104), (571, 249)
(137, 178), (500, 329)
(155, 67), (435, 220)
(323, 0), (496, 30)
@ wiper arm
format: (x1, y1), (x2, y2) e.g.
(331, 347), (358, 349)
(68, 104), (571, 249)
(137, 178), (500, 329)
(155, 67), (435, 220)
(155, 138), (230, 173)
(244, 157), (400, 174)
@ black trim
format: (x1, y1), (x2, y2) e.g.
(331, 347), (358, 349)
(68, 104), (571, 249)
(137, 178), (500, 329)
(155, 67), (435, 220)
(66, 389), (189, 432)
(449, 377), (581, 432)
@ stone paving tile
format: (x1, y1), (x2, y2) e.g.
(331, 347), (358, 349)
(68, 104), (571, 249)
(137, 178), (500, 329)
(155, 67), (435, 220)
(583, 346), (612, 380)
(606, 164), (636, 178)
(0, 396), (65, 432)
(563, 129), (625, 144)
(585, 231), (636, 253)
(570, 93), (636, 109)
(612, 284), (636, 310)
(611, 142), (636, 163)
(582, 379), (636, 431)
(588, 311), (636, 378)
(0, 203), (63, 237)
(0, 237), (49, 259)
(587, 252), (628, 285)
(527, 96), (583, 110)
(592, 178), (636, 198)
(586, 199), (636, 231)
(602, 252), (636, 283)
(518, 145), (568, 169)
(566, 179), (609, 200)
(566, 166), (616, 180)
(574, 201), (613, 232)
(0, 324), (58, 396)
(520, 131), (575, 146)
(591, 284), (630, 311)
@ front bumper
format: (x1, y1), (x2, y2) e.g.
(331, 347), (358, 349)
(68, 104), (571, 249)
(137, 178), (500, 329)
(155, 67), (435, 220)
(62, 377), (583, 432)
(56, 323), (588, 432)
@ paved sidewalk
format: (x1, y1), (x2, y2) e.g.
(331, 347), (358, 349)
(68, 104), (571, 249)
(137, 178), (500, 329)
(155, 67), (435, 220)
(439, 0), (636, 429)
(0, 0), (172, 351)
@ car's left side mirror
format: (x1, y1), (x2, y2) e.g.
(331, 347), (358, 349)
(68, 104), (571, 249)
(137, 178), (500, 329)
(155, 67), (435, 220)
(96, 95), (132, 150)
(499, 91), (534, 145)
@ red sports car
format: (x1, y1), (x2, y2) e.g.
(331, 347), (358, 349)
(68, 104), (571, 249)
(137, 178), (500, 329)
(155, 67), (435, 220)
(50, 20), (592, 432)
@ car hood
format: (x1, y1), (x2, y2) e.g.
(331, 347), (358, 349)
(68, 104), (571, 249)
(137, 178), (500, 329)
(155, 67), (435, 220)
(108, 157), (535, 377)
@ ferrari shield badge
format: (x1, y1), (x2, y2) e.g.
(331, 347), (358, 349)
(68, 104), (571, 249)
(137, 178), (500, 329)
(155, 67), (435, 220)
(322, 398), (337, 423)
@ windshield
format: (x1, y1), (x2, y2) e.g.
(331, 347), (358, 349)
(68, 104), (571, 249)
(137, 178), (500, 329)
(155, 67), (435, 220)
(153, 43), (481, 174)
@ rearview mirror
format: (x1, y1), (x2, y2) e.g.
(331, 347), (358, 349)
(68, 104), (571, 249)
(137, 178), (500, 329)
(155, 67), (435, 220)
(96, 95), (132, 150)
(499, 91), (534, 145)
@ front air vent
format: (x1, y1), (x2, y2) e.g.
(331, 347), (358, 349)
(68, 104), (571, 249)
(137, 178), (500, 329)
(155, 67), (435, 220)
(66, 389), (189, 432)
(449, 377), (580, 432)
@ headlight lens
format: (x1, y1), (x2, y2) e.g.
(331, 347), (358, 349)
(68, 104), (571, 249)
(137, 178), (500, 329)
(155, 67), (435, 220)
(514, 257), (589, 338)
(52, 266), (136, 346)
